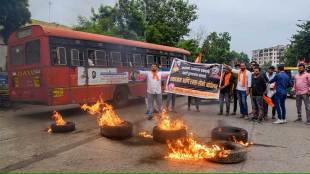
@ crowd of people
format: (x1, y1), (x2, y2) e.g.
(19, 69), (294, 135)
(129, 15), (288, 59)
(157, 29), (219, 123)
(141, 61), (310, 125)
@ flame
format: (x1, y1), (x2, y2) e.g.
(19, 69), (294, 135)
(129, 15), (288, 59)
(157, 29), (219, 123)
(231, 136), (254, 147)
(47, 126), (52, 133)
(166, 133), (230, 160)
(52, 111), (66, 125)
(156, 109), (186, 131)
(81, 99), (124, 126)
(138, 131), (153, 138)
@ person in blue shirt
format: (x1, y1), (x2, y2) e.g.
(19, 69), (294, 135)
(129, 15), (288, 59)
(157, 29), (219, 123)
(269, 65), (292, 124)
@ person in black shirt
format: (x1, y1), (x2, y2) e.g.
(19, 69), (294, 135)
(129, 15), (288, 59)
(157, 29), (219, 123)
(251, 66), (267, 122)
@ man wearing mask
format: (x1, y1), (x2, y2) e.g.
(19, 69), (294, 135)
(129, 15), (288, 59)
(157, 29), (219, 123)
(263, 66), (276, 119)
(139, 64), (169, 120)
(230, 63), (252, 119)
(293, 64), (310, 125)
(251, 67), (267, 122)
(269, 65), (292, 124)
(218, 67), (232, 116)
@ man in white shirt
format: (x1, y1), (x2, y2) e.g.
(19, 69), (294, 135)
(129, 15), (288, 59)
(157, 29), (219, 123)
(230, 63), (252, 119)
(139, 64), (169, 119)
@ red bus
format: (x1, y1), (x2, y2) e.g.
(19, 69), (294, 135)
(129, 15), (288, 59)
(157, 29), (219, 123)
(7, 25), (190, 107)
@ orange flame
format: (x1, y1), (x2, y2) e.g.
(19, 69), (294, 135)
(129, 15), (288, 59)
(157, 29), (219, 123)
(52, 111), (66, 125)
(138, 131), (153, 138)
(231, 136), (254, 147)
(47, 126), (52, 133)
(166, 133), (230, 160)
(156, 109), (186, 131)
(81, 99), (124, 126)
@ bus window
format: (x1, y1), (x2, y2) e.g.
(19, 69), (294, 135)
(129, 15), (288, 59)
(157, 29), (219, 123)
(25, 40), (40, 64)
(10, 45), (24, 65)
(133, 54), (142, 67)
(55, 47), (67, 65)
(160, 56), (168, 67)
(146, 55), (155, 67)
(71, 49), (80, 66)
(122, 54), (131, 67)
(95, 50), (107, 66)
(87, 50), (95, 66)
(110, 52), (121, 67)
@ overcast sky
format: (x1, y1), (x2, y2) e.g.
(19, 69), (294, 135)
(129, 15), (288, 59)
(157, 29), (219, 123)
(29, 0), (310, 56)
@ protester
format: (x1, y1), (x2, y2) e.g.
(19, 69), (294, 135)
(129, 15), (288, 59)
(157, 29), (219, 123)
(139, 64), (169, 120)
(269, 65), (292, 124)
(188, 96), (200, 112)
(292, 64), (310, 125)
(218, 66), (232, 116)
(166, 93), (176, 112)
(263, 66), (276, 119)
(251, 67), (267, 122)
(231, 64), (239, 115)
(231, 63), (252, 119)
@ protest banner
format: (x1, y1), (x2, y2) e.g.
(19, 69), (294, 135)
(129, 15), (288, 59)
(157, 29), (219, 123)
(165, 58), (223, 99)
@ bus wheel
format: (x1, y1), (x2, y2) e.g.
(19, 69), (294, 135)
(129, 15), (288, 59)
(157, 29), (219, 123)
(113, 86), (129, 108)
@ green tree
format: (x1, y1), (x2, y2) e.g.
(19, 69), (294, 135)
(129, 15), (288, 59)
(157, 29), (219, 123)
(176, 39), (200, 61)
(75, 0), (197, 46)
(0, 0), (31, 43)
(201, 32), (231, 63)
(283, 20), (310, 66)
(229, 50), (250, 64)
(261, 61), (272, 71)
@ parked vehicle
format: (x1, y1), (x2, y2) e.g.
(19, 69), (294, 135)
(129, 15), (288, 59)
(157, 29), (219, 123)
(7, 25), (190, 106)
(0, 72), (10, 107)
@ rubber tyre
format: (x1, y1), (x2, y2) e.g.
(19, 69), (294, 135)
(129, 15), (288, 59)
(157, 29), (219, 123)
(51, 122), (75, 133)
(113, 86), (129, 108)
(211, 126), (248, 142)
(206, 141), (247, 164)
(100, 121), (133, 139)
(152, 126), (187, 143)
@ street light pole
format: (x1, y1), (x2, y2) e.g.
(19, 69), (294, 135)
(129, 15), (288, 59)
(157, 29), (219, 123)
(143, 0), (147, 41)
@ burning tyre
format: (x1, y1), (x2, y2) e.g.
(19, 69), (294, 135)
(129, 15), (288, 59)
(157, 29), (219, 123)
(50, 122), (75, 133)
(211, 126), (248, 142)
(153, 126), (187, 143)
(100, 121), (133, 139)
(48, 111), (75, 133)
(206, 141), (247, 164)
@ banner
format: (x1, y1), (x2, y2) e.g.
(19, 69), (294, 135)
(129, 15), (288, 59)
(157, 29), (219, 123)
(165, 58), (223, 99)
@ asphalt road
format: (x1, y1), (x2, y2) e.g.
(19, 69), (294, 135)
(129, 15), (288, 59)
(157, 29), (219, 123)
(1, 97), (310, 172)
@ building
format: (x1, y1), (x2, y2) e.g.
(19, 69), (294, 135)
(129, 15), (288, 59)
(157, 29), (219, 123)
(252, 45), (287, 66)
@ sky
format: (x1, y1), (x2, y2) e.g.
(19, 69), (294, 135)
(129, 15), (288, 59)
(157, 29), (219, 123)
(29, 0), (310, 56)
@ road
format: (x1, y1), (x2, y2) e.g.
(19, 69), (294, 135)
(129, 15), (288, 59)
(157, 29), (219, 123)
(1, 97), (310, 172)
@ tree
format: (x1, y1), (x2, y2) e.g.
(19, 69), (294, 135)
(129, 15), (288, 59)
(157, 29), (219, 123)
(0, 0), (31, 43)
(200, 32), (231, 63)
(75, 0), (197, 46)
(176, 39), (200, 61)
(283, 20), (310, 66)
(261, 61), (272, 71)
(229, 50), (250, 65)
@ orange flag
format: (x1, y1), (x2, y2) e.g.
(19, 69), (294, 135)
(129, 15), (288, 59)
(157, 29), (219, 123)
(194, 53), (202, 63)
(263, 95), (274, 107)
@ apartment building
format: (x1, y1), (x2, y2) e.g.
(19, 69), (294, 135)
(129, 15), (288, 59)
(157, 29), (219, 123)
(252, 45), (287, 66)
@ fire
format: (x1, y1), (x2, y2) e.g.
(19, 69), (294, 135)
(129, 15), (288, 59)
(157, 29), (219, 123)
(138, 131), (153, 138)
(231, 136), (254, 147)
(166, 134), (230, 160)
(81, 100), (124, 126)
(47, 126), (52, 133)
(156, 109), (186, 131)
(52, 111), (66, 125)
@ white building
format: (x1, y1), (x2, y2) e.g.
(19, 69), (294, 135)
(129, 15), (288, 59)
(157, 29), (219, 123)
(0, 36), (7, 71)
(252, 45), (287, 66)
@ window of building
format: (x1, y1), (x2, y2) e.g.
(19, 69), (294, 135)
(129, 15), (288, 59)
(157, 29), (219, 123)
(95, 50), (107, 66)
(10, 45), (24, 65)
(25, 40), (40, 64)
(110, 52), (121, 66)
(160, 56), (168, 67)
